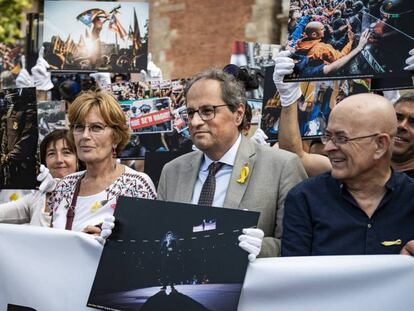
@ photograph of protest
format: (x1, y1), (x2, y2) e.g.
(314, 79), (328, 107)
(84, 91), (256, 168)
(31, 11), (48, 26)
(261, 66), (370, 142)
(107, 79), (192, 160)
(247, 99), (262, 125)
(0, 88), (38, 189)
(37, 101), (66, 143)
(88, 197), (259, 311)
(43, 1), (148, 72)
(285, 0), (414, 82)
(0, 43), (23, 75)
(228, 41), (281, 100)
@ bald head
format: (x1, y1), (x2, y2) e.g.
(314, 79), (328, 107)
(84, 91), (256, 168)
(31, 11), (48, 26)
(305, 21), (325, 38)
(331, 93), (397, 136)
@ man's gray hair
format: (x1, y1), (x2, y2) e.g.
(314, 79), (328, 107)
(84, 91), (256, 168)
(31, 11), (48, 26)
(394, 92), (414, 107)
(185, 68), (247, 112)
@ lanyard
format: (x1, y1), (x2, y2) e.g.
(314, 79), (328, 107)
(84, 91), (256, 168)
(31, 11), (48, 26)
(65, 174), (85, 230)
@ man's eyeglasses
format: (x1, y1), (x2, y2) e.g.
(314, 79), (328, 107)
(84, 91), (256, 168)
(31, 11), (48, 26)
(186, 104), (228, 121)
(321, 133), (380, 145)
(72, 123), (109, 135)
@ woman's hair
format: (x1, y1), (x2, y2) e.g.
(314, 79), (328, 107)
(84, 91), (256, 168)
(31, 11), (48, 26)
(39, 129), (76, 165)
(68, 89), (130, 155)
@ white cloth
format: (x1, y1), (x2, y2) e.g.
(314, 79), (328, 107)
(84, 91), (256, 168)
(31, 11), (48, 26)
(0, 191), (51, 227)
(50, 166), (157, 231)
(238, 255), (414, 311)
(191, 135), (241, 207)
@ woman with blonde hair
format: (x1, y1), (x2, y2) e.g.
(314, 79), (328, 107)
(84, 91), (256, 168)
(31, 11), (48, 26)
(49, 90), (156, 233)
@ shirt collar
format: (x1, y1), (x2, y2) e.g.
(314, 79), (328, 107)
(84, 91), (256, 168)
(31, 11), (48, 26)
(201, 134), (242, 171)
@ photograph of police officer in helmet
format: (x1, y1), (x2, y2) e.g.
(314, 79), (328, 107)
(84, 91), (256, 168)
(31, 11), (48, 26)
(0, 87), (38, 189)
(285, 0), (414, 82)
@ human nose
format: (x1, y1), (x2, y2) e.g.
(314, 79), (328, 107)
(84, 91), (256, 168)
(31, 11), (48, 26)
(189, 111), (205, 127)
(55, 151), (64, 163)
(398, 118), (408, 131)
(323, 138), (338, 153)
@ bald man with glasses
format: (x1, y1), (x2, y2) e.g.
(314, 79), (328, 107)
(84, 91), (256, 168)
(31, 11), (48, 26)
(157, 68), (307, 259)
(281, 93), (414, 256)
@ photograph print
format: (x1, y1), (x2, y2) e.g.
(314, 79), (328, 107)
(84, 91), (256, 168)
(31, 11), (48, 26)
(37, 100), (66, 143)
(285, 0), (414, 82)
(43, 1), (148, 72)
(0, 88), (38, 189)
(88, 197), (259, 311)
(261, 65), (370, 142)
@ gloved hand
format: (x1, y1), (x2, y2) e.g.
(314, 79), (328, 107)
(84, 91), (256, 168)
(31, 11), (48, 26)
(383, 90), (400, 103)
(37, 164), (58, 194)
(16, 69), (34, 88)
(404, 48), (414, 71)
(238, 228), (264, 262)
(31, 47), (54, 91)
(95, 216), (115, 245)
(273, 51), (302, 107)
(250, 128), (269, 146)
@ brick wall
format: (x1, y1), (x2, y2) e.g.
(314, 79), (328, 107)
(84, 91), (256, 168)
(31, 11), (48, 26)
(150, 0), (283, 79)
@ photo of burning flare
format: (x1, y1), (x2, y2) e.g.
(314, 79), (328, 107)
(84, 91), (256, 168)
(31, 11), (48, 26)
(43, 1), (148, 72)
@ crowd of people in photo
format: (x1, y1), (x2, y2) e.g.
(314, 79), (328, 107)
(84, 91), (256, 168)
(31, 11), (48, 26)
(0, 31), (414, 289)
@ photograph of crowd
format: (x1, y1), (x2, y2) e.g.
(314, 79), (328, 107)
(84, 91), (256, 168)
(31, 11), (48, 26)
(0, 88), (38, 189)
(285, 0), (414, 81)
(261, 66), (370, 142)
(247, 99), (262, 125)
(37, 101), (66, 143)
(229, 41), (281, 100)
(43, 1), (148, 72)
(107, 79), (192, 160)
(88, 197), (259, 311)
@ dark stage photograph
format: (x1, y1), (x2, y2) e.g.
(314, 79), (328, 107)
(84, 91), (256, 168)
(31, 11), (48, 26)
(0, 88), (38, 189)
(285, 0), (414, 82)
(87, 198), (259, 311)
(43, 1), (148, 72)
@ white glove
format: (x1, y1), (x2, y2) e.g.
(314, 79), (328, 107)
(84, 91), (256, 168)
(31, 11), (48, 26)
(31, 47), (54, 91)
(95, 216), (115, 245)
(404, 48), (414, 71)
(273, 51), (302, 107)
(238, 228), (264, 262)
(383, 90), (400, 103)
(37, 164), (58, 194)
(250, 128), (269, 146)
(16, 69), (34, 88)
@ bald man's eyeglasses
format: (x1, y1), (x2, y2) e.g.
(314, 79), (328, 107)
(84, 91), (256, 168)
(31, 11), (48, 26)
(321, 133), (380, 145)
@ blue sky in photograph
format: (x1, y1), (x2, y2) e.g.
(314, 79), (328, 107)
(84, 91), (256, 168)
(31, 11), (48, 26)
(44, 1), (148, 45)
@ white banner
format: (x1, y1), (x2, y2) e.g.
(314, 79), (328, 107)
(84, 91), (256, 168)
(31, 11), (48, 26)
(239, 255), (414, 311)
(1, 224), (413, 311)
(0, 224), (102, 311)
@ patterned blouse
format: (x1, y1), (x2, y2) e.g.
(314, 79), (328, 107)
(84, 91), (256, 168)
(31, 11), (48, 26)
(49, 166), (156, 231)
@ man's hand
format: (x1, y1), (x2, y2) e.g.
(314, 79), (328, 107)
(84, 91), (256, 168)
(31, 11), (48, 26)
(238, 228), (264, 262)
(404, 48), (414, 71)
(273, 51), (302, 107)
(37, 164), (58, 194)
(400, 240), (414, 256)
(357, 29), (370, 50)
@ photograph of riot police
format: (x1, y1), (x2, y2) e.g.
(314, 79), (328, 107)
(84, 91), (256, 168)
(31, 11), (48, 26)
(0, 87), (38, 189)
(88, 197), (258, 311)
(285, 0), (414, 81)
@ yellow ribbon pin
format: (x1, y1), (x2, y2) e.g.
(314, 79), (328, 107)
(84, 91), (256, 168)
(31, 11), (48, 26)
(237, 163), (249, 184)
(381, 239), (402, 246)
(90, 201), (102, 213)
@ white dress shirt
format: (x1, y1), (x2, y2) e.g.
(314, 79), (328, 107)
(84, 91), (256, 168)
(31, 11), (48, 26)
(191, 135), (242, 207)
